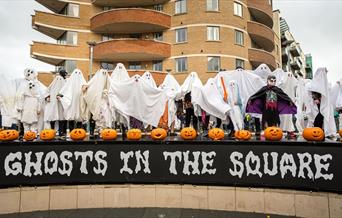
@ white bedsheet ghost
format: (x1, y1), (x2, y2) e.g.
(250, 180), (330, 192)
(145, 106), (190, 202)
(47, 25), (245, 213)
(180, 72), (203, 116)
(108, 75), (168, 127)
(307, 68), (336, 136)
(44, 75), (66, 122)
(59, 69), (86, 121)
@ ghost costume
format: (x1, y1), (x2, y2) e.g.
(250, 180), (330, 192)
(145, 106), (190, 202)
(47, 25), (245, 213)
(44, 75), (66, 123)
(307, 68), (336, 137)
(83, 69), (112, 128)
(108, 75), (168, 127)
(180, 72), (203, 116)
(109, 63), (130, 127)
(294, 77), (308, 132)
(252, 64), (272, 82)
(59, 69), (86, 122)
(274, 69), (298, 132)
(330, 78), (342, 129)
(142, 71), (157, 88)
(0, 73), (18, 128)
(16, 80), (41, 133)
(159, 74), (181, 127)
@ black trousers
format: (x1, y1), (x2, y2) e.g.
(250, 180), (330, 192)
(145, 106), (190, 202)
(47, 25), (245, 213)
(185, 108), (198, 130)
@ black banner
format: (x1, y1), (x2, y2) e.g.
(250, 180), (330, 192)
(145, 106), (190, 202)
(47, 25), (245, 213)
(0, 139), (341, 193)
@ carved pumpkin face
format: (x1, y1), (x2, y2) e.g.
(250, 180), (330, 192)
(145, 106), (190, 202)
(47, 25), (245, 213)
(0, 129), (19, 141)
(208, 128), (225, 140)
(70, 128), (87, 141)
(24, 131), (36, 141)
(127, 129), (142, 140)
(40, 129), (56, 141)
(264, 127), (283, 141)
(303, 127), (324, 141)
(150, 128), (167, 140)
(234, 130), (252, 141)
(180, 127), (197, 140)
(101, 129), (117, 140)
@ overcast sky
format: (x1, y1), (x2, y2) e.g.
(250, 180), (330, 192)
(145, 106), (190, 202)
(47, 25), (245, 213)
(0, 0), (341, 82)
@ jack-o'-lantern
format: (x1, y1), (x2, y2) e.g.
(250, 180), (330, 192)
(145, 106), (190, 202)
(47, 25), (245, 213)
(208, 128), (225, 140)
(264, 127), (283, 141)
(127, 129), (142, 140)
(234, 130), (252, 141)
(101, 129), (117, 140)
(150, 128), (167, 140)
(70, 128), (87, 141)
(0, 129), (19, 141)
(180, 127), (197, 140)
(24, 131), (36, 141)
(302, 127), (324, 141)
(40, 129), (56, 141)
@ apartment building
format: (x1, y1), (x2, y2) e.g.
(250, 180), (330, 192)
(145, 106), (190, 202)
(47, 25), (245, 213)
(31, 0), (280, 84)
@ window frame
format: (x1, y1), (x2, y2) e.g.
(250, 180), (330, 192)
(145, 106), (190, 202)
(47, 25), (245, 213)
(207, 26), (220, 41)
(207, 56), (220, 72)
(175, 57), (188, 72)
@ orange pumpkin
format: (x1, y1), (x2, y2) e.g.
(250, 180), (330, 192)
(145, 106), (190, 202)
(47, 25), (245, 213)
(208, 128), (225, 140)
(234, 130), (252, 141)
(0, 129), (19, 141)
(70, 128), (87, 141)
(24, 131), (36, 141)
(40, 129), (56, 141)
(150, 128), (167, 140)
(302, 127), (324, 141)
(127, 129), (142, 140)
(339, 129), (342, 139)
(101, 129), (117, 140)
(264, 127), (283, 141)
(180, 127), (197, 140)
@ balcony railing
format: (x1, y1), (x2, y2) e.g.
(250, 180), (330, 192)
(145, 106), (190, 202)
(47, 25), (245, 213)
(247, 21), (275, 52)
(248, 48), (277, 71)
(92, 0), (170, 7)
(93, 39), (171, 62)
(91, 8), (171, 33)
(247, 0), (273, 29)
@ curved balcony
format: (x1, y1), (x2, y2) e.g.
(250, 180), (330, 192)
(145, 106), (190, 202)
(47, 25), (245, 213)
(91, 8), (171, 33)
(30, 41), (87, 65)
(248, 48), (276, 71)
(247, 21), (275, 52)
(93, 39), (171, 61)
(35, 0), (67, 14)
(247, 0), (273, 29)
(92, 0), (169, 7)
(32, 11), (87, 39)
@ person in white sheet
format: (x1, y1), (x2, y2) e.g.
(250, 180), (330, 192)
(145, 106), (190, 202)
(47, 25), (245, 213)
(330, 78), (342, 130)
(274, 69), (298, 138)
(252, 64), (272, 82)
(306, 68), (336, 138)
(158, 74), (181, 133)
(142, 71), (157, 88)
(16, 79), (41, 133)
(83, 69), (112, 136)
(180, 72), (203, 130)
(58, 69), (87, 131)
(44, 69), (67, 137)
(0, 72), (19, 129)
(109, 63), (130, 135)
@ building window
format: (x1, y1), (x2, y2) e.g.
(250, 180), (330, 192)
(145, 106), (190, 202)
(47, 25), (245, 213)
(236, 59), (245, 69)
(154, 4), (163, 11)
(128, 62), (142, 70)
(101, 62), (114, 70)
(154, 32), (163, 41)
(153, 61), (163, 71)
(102, 35), (113, 41)
(235, 30), (244, 45)
(207, 0), (218, 11)
(208, 57), (220, 72)
(57, 31), (77, 45)
(234, 2), (243, 17)
(207, 26), (220, 41)
(57, 60), (76, 74)
(175, 28), (187, 43)
(61, 3), (79, 17)
(175, 58), (187, 72)
(175, 0), (187, 14)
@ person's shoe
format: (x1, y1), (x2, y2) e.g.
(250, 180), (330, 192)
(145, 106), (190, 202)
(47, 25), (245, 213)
(287, 131), (296, 139)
